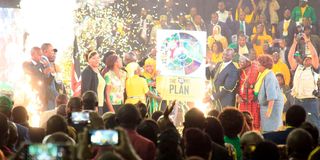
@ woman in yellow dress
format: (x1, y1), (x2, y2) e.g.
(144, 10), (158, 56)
(210, 41), (224, 65)
(207, 25), (228, 51)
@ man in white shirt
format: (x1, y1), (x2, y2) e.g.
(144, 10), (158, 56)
(39, 94), (68, 128)
(292, 54), (320, 131)
(289, 36), (320, 131)
(216, 1), (231, 23)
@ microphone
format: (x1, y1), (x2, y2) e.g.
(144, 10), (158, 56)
(40, 56), (51, 67)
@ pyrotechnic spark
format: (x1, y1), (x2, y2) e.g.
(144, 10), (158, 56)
(13, 75), (42, 127)
(195, 100), (209, 115)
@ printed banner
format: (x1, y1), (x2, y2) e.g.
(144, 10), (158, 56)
(156, 30), (206, 101)
(156, 76), (206, 101)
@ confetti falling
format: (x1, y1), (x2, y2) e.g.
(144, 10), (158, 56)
(74, 0), (191, 62)
(75, 0), (135, 62)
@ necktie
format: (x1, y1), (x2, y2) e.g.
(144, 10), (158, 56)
(240, 21), (244, 31)
(219, 63), (226, 73)
(283, 20), (289, 36)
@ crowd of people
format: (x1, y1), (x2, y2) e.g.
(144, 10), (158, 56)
(1, 0), (320, 159)
(0, 93), (319, 159)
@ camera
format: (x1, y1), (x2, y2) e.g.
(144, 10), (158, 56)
(313, 78), (320, 98)
(297, 32), (304, 39)
(71, 111), (90, 124)
(89, 129), (120, 146)
(312, 90), (320, 98)
(296, 25), (304, 40)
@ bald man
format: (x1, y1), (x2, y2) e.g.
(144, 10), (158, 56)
(206, 48), (240, 111)
(23, 47), (54, 111)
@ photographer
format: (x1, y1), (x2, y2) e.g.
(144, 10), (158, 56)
(288, 33), (319, 71)
(290, 33), (320, 130)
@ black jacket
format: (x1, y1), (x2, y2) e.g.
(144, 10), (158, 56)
(231, 21), (253, 37)
(23, 61), (53, 108)
(211, 141), (233, 160)
(208, 62), (239, 108)
(263, 127), (295, 145)
(277, 20), (296, 47)
(81, 66), (98, 95)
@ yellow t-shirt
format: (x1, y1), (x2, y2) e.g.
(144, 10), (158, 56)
(245, 12), (254, 24)
(211, 52), (223, 64)
(238, 45), (249, 55)
(251, 34), (273, 56)
(125, 75), (149, 104)
(272, 60), (291, 86)
(235, 9), (254, 24)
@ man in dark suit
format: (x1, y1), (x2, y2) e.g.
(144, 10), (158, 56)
(231, 11), (252, 37)
(277, 9), (296, 47)
(41, 43), (62, 110)
(23, 47), (53, 110)
(208, 48), (239, 111)
(263, 105), (306, 144)
(207, 12), (231, 42)
(190, 15), (206, 31)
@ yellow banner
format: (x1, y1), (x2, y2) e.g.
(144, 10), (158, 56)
(156, 76), (205, 101)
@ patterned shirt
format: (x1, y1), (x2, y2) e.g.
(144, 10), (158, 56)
(104, 70), (126, 105)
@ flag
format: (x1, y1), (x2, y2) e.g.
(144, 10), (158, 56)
(71, 36), (81, 96)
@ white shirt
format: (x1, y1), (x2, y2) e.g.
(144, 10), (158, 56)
(31, 60), (42, 72)
(31, 60), (37, 65)
(220, 60), (232, 72)
(216, 10), (229, 23)
(210, 21), (221, 28)
(194, 24), (202, 31)
(292, 66), (318, 99)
